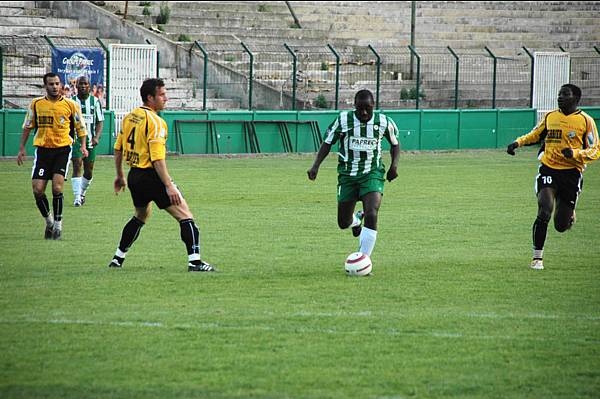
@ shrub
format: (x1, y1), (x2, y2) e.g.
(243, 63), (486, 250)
(314, 94), (328, 109)
(257, 4), (269, 12)
(138, 1), (151, 6)
(401, 87), (426, 100)
(320, 61), (329, 71)
(142, 5), (151, 16)
(156, 3), (170, 24)
(177, 33), (192, 42)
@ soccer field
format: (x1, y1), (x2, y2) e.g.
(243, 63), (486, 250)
(1, 149), (599, 398)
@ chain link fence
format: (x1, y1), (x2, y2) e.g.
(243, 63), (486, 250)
(5, 38), (589, 112)
(0, 36), (50, 109)
(568, 48), (600, 107)
(0, 35), (108, 109)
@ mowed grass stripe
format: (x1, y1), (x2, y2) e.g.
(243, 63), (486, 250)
(1, 149), (599, 398)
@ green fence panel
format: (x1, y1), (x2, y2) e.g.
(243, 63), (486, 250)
(95, 110), (115, 155)
(1, 110), (115, 156)
(161, 111), (209, 153)
(298, 110), (340, 135)
(459, 109), (498, 149)
(0, 111), (4, 156)
(421, 110), (460, 150)
(383, 110), (421, 151)
(209, 111), (253, 154)
(253, 111), (298, 153)
(580, 106), (600, 125)
(497, 109), (536, 148)
(4, 110), (31, 156)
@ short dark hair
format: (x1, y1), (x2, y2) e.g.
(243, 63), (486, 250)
(355, 89), (374, 103)
(140, 78), (165, 103)
(43, 72), (60, 85)
(562, 84), (582, 101)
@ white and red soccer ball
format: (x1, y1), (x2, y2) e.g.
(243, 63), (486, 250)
(344, 252), (372, 276)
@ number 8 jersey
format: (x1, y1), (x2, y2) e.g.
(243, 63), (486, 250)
(114, 106), (168, 169)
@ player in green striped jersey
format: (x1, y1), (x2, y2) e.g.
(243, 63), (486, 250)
(70, 76), (104, 207)
(307, 89), (400, 259)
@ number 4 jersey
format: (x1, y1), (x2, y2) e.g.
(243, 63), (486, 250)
(324, 110), (399, 176)
(114, 106), (168, 169)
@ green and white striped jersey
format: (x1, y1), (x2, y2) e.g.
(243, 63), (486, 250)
(71, 95), (104, 148)
(324, 110), (399, 176)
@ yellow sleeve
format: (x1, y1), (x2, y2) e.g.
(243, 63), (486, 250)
(70, 100), (87, 138)
(516, 113), (547, 147)
(573, 115), (600, 164)
(22, 99), (38, 129)
(146, 112), (166, 162)
(113, 129), (123, 151)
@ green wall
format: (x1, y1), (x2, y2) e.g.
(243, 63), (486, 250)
(2, 108), (598, 156)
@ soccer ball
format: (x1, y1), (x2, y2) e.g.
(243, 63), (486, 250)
(344, 252), (372, 276)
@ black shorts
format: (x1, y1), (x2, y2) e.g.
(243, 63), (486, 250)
(535, 164), (583, 209)
(32, 146), (72, 180)
(127, 167), (180, 210)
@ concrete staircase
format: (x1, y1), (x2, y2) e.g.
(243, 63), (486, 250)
(80, 1), (600, 109)
(0, 1), (112, 109)
(0, 2), (240, 110)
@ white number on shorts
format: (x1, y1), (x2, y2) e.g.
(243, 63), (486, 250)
(38, 168), (45, 176)
(542, 176), (552, 184)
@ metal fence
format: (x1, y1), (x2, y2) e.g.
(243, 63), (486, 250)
(3, 36), (600, 111)
(0, 36), (51, 109)
(568, 48), (600, 107)
(0, 35), (108, 109)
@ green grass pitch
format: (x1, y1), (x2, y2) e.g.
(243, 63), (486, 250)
(1, 149), (599, 398)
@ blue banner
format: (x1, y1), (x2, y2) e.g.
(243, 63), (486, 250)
(51, 47), (105, 104)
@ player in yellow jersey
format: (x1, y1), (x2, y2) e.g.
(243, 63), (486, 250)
(17, 73), (88, 240)
(507, 84), (599, 270)
(108, 78), (215, 272)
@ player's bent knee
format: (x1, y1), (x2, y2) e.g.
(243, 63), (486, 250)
(537, 209), (552, 223)
(554, 220), (572, 233)
(337, 218), (352, 230)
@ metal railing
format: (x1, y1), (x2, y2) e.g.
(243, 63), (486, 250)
(5, 37), (599, 111)
(0, 35), (108, 109)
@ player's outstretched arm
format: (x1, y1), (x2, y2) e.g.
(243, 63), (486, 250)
(506, 141), (519, 156)
(386, 144), (400, 182)
(307, 142), (332, 180)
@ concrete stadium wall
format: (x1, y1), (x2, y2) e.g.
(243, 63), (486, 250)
(3, 108), (599, 156)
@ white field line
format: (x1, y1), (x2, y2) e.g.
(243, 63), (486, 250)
(289, 310), (600, 321)
(0, 317), (599, 344)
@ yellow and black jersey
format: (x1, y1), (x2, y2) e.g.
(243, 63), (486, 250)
(22, 96), (87, 148)
(516, 109), (599, 172)
(114, 106), (168, 169)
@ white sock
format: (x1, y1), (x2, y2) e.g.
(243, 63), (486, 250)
(45, 215), (54, 227)
(54, 220), (62, 230)
(359, 227), (377, 257)
(533, 249), (543, 259)
(72, 177), (82, 198)
(115, 248), (127, 258)
(350, 213), (361, 228)
(81, 177), (92, 196)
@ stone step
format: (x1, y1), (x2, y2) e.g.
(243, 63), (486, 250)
(124, 5), (292, 21)
(0, 15), (79, 27)
(104, 1), (289, 14)
(0, 6), (55, 17)
(163, 25), (331, 40)
(165, 98), (242, 110)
